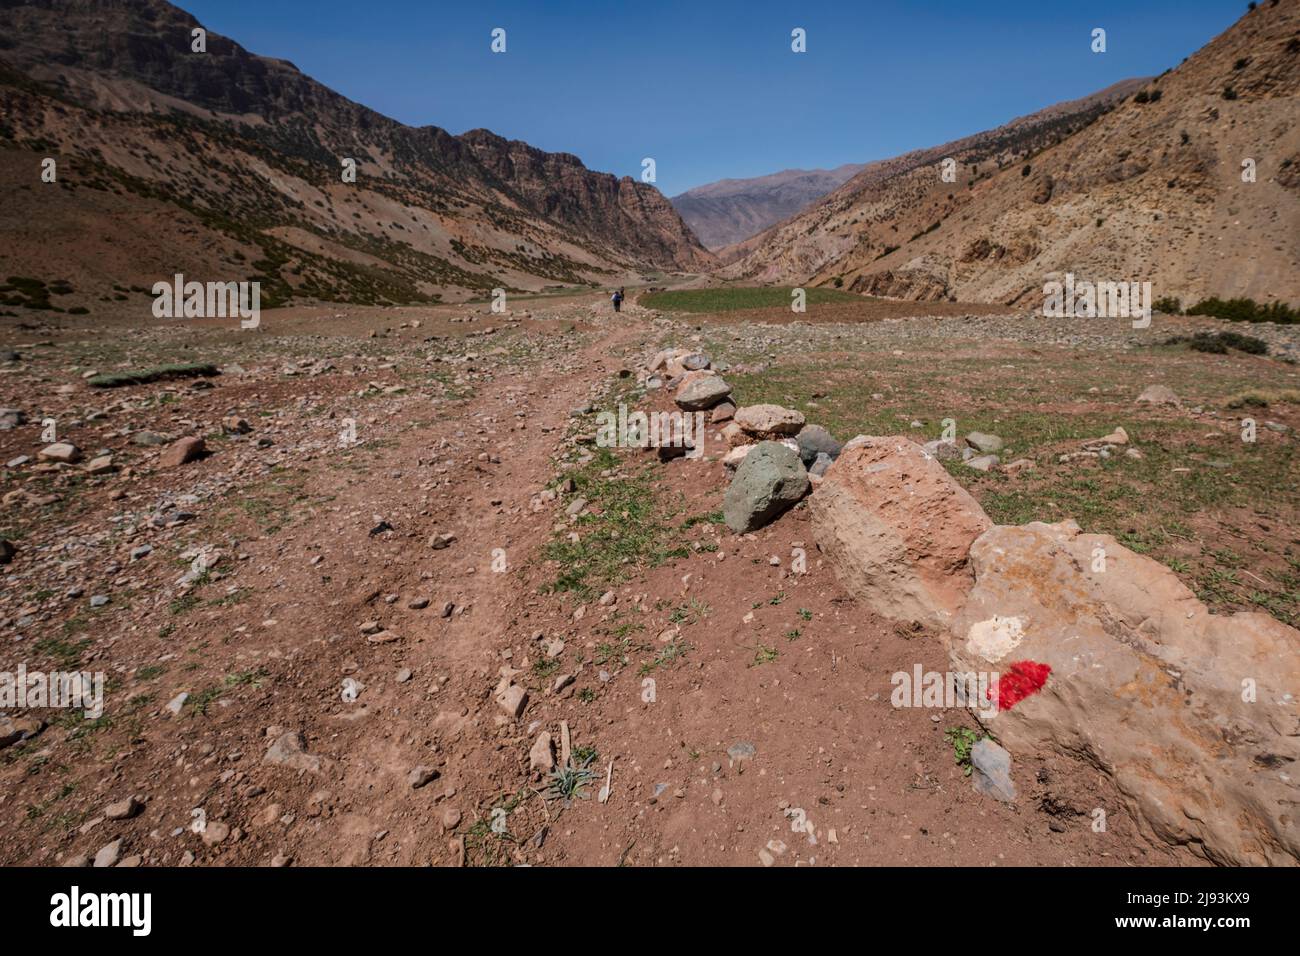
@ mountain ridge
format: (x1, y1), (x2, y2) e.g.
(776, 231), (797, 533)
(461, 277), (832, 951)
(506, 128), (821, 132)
(0, 0), (715, 307)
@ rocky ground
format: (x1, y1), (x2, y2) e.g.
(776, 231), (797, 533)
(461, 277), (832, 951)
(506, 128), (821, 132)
(1, 291), (1297, 867)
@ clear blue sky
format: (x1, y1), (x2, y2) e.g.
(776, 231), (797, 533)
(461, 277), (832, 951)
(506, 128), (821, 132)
(180, 0), (1243, 196)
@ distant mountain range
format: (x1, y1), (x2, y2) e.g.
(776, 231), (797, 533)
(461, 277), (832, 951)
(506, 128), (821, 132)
(671, 164), (866, 251)
(0, 0), (715, 307)
(722, 1), (1300, 306)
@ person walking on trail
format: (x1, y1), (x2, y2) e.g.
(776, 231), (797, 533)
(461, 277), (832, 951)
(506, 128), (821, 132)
(611, 288), (624, 313)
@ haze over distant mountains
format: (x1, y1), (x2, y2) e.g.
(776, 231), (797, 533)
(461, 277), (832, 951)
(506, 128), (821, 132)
(0, 0), (715, 306)
(671, 164), (866, 250)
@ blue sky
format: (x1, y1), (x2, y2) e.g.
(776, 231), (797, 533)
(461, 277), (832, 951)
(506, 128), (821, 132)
(180, 0), (1243, 196)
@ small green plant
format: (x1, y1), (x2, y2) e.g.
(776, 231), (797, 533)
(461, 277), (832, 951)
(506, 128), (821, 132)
(944, 727), (982, 776)
(546, 753), (598, 802)
(751, 644), (779, 666)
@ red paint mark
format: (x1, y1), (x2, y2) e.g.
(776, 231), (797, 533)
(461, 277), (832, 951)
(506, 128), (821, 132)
(997, 660), (1051, 711)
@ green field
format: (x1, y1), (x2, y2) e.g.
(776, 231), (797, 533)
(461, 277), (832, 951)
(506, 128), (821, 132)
(639, 286), (864, 313)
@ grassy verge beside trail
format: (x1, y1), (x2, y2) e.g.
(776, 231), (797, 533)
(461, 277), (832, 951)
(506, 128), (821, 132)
(640, 286), (865, 313)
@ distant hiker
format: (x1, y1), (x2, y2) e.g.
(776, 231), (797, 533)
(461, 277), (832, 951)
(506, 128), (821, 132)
(612, 288), (624, 312)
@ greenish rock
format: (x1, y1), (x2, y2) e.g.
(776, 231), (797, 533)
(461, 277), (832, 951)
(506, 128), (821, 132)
(723, 441), (809, 533)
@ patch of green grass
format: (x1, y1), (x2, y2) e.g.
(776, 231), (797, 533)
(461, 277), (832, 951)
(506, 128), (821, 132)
(34, 634), (90, 669)
(638, 639), (690, 676)
(542, 446), (687, 599)
(169, 593), (201, 615)
(640, 286), (863, 313)
(751, 644), (779, 666)
(87, 362), (219, 388)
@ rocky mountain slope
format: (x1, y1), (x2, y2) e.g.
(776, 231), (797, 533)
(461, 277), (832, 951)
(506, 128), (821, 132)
(726, 1), (1300, 307)
(0, 0), (715, 307)
(671, 163), (866, 251)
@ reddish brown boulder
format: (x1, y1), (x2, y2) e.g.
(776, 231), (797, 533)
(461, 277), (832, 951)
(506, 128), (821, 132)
(160, 436), (205, 467)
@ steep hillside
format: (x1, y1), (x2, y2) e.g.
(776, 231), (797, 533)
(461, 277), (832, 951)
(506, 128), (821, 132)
(0, 0), (715, 307)
(728, 2), (1300, 307)
(671, 163), (866, 251)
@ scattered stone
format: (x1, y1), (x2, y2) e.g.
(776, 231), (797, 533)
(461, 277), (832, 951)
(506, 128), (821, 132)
(39, 442), (82, 463)
(529, 732), (556, 773)
(710, 401), (736, 424)
(93, 839), (122, 868)
(201, 821), (230, 846)
(796, 423), (842, 464)
(809, 452), (834, 477)
(734, 404), (805, 436)
(222, 416), (252, 435)
(674, 374), (732, 411)
(104, 797), (142, 820)
(409, 765), (439, 789)
(964, 432), (1004, 454)
(494, 682), (528, 719)
(970, 738), (1017, 803)
(0, 539), (14, 565)
(407, 597), (429, 610)
(89, 595), (109, 608)
(263, 731), (322, 774)
(0, 408), (25, 430)
(84, 454), (115, 475)
(165, 692), (189, 716)
(965, 454), (999, 471)
(0, 715), (44, 749)
(727, 741), (757, 764)
(1137, 384), (1180, 406)
(429, 532), (457, 549)
(160, 436), (205, 467)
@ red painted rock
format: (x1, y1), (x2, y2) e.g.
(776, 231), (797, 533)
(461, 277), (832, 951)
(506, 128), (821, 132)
(949, 520), (1300, 867)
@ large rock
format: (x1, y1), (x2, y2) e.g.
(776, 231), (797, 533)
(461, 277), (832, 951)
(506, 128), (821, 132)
(809, 436), (992, 627)
(734, 404), (805, 436)
(723, 441), (809, 533)
(39, 442), (81, 463)
(949, 520), (1300, 866)
(160, 436), (205, 467)
(796, 424), (842, 465)
(674, 374), (731, 411)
